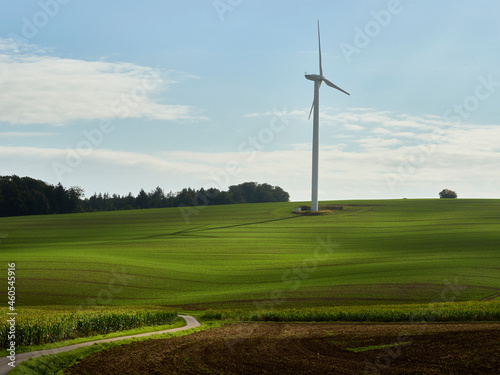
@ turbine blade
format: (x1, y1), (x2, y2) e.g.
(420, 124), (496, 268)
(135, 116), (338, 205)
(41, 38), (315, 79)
(308, 101), (314, 120)
(323, 78), (350, 95)
(317, 20), (323, 76)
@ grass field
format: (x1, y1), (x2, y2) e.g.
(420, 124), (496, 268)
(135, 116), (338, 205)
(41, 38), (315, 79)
(1, 199), (499, 309)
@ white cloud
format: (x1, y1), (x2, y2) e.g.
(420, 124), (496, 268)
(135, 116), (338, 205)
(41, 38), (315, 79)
(0, 39), (207, 125)
(243, 108), (305, 119)
(343, 124), (364, 131)
(2, 108), (499, 200)
(357, 137), (402, 149)
(322, 109), (440, 132)
(0, 132), (54, 137)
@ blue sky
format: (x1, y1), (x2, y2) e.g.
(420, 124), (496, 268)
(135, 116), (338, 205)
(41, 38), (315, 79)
(1, 0), (499, 201)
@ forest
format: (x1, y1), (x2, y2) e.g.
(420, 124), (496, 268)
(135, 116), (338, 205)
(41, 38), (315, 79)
(0, 176), (289, 217)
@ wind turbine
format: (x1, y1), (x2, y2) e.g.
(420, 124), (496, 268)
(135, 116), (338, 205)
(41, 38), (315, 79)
(305, 20), (349, 212)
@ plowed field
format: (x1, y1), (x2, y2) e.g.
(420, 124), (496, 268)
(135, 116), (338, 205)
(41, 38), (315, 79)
(66, 322), (500, 374)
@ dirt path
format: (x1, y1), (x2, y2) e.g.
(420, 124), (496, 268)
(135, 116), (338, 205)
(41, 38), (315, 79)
(0, 315), (200, 375)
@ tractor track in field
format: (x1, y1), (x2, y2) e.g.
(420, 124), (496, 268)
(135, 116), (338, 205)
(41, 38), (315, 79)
(479, 291), (500, 301)
(21, 268), (237, 285)
(0, 315), (200, 375)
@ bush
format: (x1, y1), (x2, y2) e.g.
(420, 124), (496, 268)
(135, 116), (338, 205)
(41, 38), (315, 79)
(439, 189), (457, 199)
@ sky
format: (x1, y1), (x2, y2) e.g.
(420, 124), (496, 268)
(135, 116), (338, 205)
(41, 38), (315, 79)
(0, 0), (499, 201)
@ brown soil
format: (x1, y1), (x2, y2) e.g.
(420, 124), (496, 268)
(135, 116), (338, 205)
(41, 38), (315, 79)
(66, 322), (500, 375)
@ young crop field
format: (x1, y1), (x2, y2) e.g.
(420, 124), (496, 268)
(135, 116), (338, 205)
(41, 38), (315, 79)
(1, 199), (499, 309)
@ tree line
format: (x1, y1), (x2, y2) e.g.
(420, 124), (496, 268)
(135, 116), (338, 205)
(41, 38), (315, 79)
(0, 175), (83, 217)
(0, 176), (289, 217)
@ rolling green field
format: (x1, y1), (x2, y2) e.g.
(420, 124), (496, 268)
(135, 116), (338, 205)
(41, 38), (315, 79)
(1, 199), (499, 309)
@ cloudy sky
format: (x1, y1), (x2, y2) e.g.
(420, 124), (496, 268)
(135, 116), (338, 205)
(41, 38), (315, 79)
(1, 0), (499, 201)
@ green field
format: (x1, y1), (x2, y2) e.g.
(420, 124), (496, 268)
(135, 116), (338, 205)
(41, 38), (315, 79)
(1, 199), (499, 309)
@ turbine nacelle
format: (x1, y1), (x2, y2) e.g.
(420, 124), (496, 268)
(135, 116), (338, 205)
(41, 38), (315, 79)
(306, 21), (350, 120)
(305, 73), (323, 82)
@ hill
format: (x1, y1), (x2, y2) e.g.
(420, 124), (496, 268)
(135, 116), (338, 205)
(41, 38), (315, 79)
(1, 199), (499, 309)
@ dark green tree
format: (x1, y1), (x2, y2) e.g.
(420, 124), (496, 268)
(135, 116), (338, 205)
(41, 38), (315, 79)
(149, 186), (165, 208)
(255, 183), (276, 203)
(136, 189), (149, 209)
(439, 189), (457, 199)
(271, 185), (290, 202)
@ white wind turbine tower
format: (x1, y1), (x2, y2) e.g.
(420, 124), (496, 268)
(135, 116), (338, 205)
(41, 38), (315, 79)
(305, 20), (349, 212)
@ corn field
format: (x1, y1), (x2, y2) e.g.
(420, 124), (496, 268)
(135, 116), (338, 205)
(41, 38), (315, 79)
(201, 301), (500, 322)
(1, 307), (177, 348)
